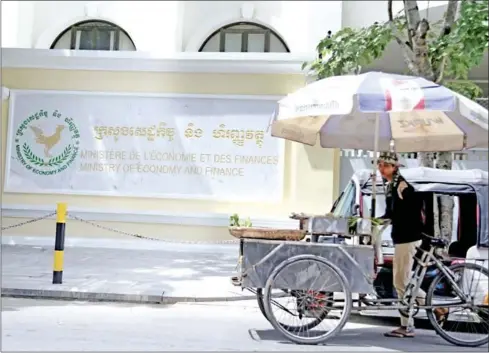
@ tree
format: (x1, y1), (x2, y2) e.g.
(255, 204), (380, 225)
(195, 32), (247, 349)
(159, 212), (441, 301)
(304, 0), (488, 240)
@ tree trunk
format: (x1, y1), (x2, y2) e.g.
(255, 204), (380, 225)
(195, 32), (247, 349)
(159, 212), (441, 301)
(418, 152), (442, 238)
(401, 0), (454, 241)
(433, 195), (441, 238)
(417, 151), (435, 167)
(432, 2), (459, 242)
(436, 152), (454, 241)
(418, 138), (454, 242)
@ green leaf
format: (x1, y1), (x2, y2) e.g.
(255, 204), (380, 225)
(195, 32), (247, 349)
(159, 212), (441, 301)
(445, 80), (483, 99)
(305, 0), (487, 88)
(304, 18), (397, 78)
(229, 214), (252, 227)
(431, 0), (488, 83)
(22, 143), (73, 168)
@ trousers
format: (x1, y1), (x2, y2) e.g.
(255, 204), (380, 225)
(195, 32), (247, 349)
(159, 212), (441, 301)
(393, 240), (425, 328)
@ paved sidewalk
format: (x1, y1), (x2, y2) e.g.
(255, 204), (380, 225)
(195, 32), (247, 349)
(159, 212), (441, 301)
(1, 238), (254, 304)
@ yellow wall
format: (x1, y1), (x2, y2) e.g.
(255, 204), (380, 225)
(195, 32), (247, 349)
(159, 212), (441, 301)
(1, 68), (340, 240)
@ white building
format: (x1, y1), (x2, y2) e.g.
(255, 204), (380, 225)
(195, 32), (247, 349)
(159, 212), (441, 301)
(1, 1), (487, 241)
(2, 1), (487, 82)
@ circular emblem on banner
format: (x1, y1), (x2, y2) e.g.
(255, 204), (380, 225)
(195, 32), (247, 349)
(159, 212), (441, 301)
(14, 109), (80, 175)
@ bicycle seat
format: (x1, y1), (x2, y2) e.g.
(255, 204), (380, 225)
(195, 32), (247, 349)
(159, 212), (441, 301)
(430, 238), (449, 248)
(422, 233), (449, 248)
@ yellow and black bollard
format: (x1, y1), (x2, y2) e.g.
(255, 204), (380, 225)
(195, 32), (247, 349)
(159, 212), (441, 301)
(53, 202), (67, 284)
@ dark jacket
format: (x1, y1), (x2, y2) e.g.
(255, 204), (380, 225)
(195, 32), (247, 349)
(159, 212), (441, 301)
(382, 174), (423, 244)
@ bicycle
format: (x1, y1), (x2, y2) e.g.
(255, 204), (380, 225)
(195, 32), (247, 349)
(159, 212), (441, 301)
(356, 233), (489, 347)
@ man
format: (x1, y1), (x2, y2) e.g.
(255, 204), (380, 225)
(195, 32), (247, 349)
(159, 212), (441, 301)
(376, 152), (448, 338)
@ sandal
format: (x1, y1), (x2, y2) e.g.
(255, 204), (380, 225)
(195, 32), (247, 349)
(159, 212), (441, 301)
(384, 327), (415, 338)
(434, 308), (449, 326)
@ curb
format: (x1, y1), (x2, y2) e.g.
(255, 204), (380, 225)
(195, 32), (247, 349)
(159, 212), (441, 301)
(1, 288), (398, 327)
(0, 288), (407, 327)
(1, 287), (258, 304)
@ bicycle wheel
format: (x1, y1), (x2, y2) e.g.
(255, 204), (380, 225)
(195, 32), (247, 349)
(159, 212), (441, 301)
(263, 255), (352, 345)
(426, 262), (489, 347)
(257, 288), (332, 331)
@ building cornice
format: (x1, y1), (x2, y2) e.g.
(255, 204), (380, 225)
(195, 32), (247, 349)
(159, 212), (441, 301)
(1, 48), (314, 75)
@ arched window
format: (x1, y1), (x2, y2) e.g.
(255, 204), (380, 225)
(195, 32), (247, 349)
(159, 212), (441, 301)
(50, 20), (136, 51)
(199, 22), (289, 53)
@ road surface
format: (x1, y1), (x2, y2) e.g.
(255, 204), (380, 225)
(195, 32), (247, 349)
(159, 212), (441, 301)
(2, 298), (487, 351)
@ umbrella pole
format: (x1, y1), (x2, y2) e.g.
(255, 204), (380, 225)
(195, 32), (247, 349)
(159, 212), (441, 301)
(371, 113), (380, 220)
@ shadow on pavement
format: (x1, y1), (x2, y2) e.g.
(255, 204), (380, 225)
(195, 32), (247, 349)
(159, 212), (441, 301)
(2, 244), (240, 298)
(251, 327), (488, 352)
(3, 244), (238, 281)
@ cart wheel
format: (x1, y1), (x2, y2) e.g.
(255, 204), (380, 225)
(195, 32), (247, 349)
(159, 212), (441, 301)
(257, 288), (332, 332)
(256, 288), (268, 320)
(263, 254), (352, 345)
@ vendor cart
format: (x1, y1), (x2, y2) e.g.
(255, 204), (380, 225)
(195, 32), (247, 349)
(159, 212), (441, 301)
(229, 181), (489, 348)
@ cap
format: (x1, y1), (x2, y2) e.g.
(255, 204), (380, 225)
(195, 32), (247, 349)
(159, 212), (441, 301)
(374, 152), (404, 167)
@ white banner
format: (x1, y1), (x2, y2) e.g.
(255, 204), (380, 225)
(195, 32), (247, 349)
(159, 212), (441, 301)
(5, 90), (284, 201)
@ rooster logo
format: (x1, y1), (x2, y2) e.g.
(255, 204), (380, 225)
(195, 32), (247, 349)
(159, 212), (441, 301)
(29, 125), (65, 157)
(14, 109), (80, 175)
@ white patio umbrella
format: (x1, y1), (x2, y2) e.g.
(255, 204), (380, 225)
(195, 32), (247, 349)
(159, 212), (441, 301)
(269, 71), (488, 219)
